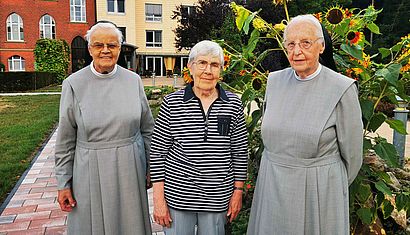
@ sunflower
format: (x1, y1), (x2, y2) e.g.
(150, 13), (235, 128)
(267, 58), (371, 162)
(325, 6), (345, 25)
(253, 18), (268, 32)
(223, 53), (231, 70)
(272, 0), (292, 5)
(182, 67), (192, 83)
(313, 12), (322, 22)
(344, 9), (353, 18)
(347, 31), (363, 45)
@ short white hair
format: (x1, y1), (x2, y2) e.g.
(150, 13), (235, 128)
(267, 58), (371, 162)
(284, 15), (324, 45)
(85, 22), (123, 46)
(188, 40), (224, 67)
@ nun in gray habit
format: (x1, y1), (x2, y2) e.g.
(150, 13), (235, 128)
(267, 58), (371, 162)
(54, 22), (154, 234)
(247, 15), (363, 235)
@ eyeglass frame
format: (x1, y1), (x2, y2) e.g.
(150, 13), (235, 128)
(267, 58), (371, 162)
(90, 42), (121, 51)
(192, 60), (222, 71)
(283, 37), (323, 51)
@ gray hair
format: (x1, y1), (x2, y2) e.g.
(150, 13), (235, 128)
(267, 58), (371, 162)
(284, 15), (324, 46)
(85, 22), (123, 46)
(188, 40), (224, 67)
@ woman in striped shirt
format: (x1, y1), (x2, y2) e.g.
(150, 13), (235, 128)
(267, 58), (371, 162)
(150, 40), (248, 235)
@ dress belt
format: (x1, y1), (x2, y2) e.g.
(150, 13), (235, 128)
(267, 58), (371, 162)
(264, 150), (341, 168)
(76, 132), (142, 150)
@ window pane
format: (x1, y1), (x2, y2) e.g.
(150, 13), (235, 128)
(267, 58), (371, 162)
(108, 0), (114, 12)
(154, 31), (161, 42)
(146, 31), (153, 42)
(118, 0), (125, 13)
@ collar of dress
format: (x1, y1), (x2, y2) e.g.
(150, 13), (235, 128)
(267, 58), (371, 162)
(90, 61), (118, 78)
(293, 64), (322, 81)
(183, 82), (230, 103)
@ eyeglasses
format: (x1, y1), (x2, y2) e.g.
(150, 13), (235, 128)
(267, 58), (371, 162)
(283, 38), (322, 51)
(90, 43), (120, 51)
(193, 60), (221, 71)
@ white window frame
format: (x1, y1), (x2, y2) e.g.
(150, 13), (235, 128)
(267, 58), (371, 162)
(39, 15), (56, 39)
(70, 0), (86, 22)
(146, 30), (162, 48)
(8, 56), (25, 71)
(146, 56), (163, 76)
(107, 0), (125, 14)
(145, 4), (162, 22)
(7, 13), (24, 41)
(181, 57), (189, 73)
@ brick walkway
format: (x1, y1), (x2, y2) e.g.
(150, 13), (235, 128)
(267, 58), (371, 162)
(0, 130), (164, 235)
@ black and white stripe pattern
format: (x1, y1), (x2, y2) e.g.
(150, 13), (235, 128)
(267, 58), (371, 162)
(150, 83), (248, 212)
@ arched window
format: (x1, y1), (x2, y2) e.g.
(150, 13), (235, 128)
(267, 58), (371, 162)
(8, 56), (25, 71)
(7, 13), (24, 41)
(39, 15), (56, 39)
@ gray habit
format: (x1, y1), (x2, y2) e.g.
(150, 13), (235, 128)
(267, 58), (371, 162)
(247, 66), (363, 235)
(55, 65), (154, 235)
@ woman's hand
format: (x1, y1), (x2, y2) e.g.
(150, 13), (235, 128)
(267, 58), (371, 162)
(227, 188), (243, 222)
(57, 188), (76, 212)
(153, 182), (172, 228)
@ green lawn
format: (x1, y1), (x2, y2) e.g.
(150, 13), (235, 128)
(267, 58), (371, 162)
(0, 95), (60, 204)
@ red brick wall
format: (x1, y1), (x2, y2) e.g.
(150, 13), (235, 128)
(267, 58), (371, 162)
(0, 0), (96, 72)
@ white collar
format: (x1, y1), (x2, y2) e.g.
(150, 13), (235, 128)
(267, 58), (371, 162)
(293, 64), (322, 81)
(90, 61), (118, 78)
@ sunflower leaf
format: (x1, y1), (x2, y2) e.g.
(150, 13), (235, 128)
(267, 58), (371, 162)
(341, 43), (363, 60)
(378, 48), (391, 59)
(367, 22), (380, 34)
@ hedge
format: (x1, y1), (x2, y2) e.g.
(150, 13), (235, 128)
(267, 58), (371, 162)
(0, 72), (58, 92)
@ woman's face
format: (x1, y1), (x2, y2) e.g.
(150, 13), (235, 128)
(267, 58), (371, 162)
(88, 28), (120, 73)
(285, 22), (324, 78)
(188, 55), (222, 92)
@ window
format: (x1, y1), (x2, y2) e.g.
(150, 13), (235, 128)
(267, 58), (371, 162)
(70, 0), (86, 22)
(181, 5), (194, 23)
(108, 0), (125, 13)
(39, 15), (56, 39)
(118, 27), (126, 42)
(8, 56), (25, 71)
(145, 4), (162, 22)
(146, 30), (162, 48)
(7, 13), (24, 41)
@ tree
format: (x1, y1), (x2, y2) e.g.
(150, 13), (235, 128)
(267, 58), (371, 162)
(172, 0), (235, 50)
(34, 39), (70, 82)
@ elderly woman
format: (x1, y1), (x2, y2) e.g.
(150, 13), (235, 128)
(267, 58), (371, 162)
(149, 40), (248, 235)
(247, 15), (363, 234)
(55, 22), (154, 234)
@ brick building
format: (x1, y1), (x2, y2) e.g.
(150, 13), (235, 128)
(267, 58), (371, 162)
(0, 0), (96, 72)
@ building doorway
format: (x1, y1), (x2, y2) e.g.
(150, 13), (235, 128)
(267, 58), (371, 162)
(71, 36), (91, 73)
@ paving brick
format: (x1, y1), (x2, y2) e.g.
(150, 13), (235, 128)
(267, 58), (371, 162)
(21, 178), (36, 184)
(0, 221), (30, 232)
(26, 173), (52, 179)
(35, 177), (56, 184)
(36, 204), (60, 212)
(0, 215), (16, 224)
(30, 187), (57, 194)
(15, 211), (51, 222)
(50, 210), (68, 218)
(45, 225), (66, 235)
(6, 227), (45, 235)
(19, 182), (47, 189)
(23, 198), (55, 206)
(29, 217), (66, 229)
(26, 170), (41, 175)
(1, 206), (37, 216)
(42, 191), (57, 199)
(12, 193), (43, 201)
(14, 188), (31, 195)
(6, 200), (24, 208)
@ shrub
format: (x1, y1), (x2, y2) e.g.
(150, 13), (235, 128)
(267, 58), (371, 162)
(0, 72), (58, 92)
(34, 39), (70, 82)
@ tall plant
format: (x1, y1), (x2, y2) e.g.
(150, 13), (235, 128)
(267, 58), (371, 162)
(223, 2), (410, 234)
(34, 39), (70, 82)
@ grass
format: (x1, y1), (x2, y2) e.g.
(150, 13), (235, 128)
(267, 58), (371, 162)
(0, 95), (60, 204)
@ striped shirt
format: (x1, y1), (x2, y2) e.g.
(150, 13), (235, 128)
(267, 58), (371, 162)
(150, 83), (248, 212)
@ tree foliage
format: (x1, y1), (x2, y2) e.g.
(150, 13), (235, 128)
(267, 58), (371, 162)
(172, 0), (238, 50)
(34, 39), (70, 82)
